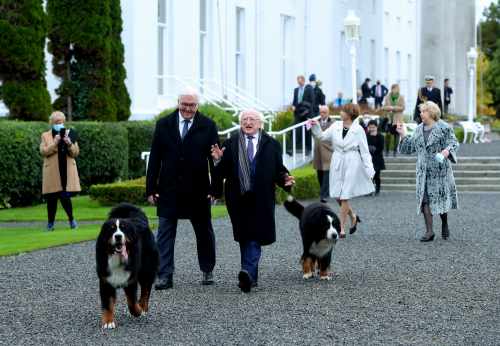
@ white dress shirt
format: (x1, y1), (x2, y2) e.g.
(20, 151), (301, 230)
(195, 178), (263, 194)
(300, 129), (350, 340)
(179, 112), (194, 137)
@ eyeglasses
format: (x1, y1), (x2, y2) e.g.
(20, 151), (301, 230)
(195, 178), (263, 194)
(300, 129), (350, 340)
(241, 117), (260, 123)
(180, 103), (198, 109)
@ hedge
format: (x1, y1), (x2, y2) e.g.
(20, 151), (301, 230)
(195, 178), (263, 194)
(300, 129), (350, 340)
(121, 121), (155, 178)
(157, 103), (235, 131)
(89, 166), (321, 206)
(0, 121), (129, 207)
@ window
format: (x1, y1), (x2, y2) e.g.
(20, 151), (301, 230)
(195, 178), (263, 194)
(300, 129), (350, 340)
(281, 15), (294, 106)
(199, 0), (209, 86)
(384, 47), (389, 85)
(384, 11), (389, 26)
(396, 16), (401, 31)
(370, 39), (376, 80)
(157, 0), (168, 95)
(372, 0), (377, 14)
(396, 51), (401, 83)
(235, 7), (246, 88)
(407, 54), (413, 102)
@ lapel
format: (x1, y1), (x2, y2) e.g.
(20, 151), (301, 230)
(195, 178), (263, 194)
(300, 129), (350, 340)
(182, 112), (203, 142)
(254, 131), (269, 162)
(167, 111), (182, 145)
(230, 132), (240, 168)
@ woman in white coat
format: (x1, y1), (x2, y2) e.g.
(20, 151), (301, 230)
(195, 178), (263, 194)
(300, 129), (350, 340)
(309, 104), (375, 238)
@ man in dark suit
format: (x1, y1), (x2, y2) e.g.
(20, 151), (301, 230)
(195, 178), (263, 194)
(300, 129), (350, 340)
(292, 75), (315, 153)
(414, 75), (443, 124)
(147, 88), (218, 290)
(370, 80), (388, 109)
(211, 109), (295, 293)
(360, 78), (372, 104)
(443, 78), (453, 117)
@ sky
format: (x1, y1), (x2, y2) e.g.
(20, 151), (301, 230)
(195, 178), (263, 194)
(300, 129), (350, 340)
(477, 0), (495, 22)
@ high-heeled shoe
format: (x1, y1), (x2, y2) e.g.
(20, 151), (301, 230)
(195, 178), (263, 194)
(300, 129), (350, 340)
(420, 233), (435, 242)
(442, 225), (450, 240)
(349, 215), (361, 234)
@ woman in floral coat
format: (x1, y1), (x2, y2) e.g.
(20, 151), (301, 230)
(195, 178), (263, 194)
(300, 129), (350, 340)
(396, 101), (459, 242)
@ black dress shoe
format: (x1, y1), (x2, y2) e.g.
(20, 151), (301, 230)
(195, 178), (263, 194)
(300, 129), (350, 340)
(349, 215), (361, 234)
(201, 271), (214, 285)
(155, 276), (173, 290)
(420, 233), (435, 242)
(238, 270), (252, 293)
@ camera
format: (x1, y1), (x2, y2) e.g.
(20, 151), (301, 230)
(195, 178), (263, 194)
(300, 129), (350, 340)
(59, 128), (66, 137)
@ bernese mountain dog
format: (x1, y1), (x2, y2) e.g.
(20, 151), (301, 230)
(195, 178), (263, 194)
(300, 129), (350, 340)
(284, 196), (340, 280)
(96, 203), (159, 329)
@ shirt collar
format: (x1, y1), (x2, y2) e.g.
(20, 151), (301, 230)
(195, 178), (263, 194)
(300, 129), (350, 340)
(179, 111), (193, 123)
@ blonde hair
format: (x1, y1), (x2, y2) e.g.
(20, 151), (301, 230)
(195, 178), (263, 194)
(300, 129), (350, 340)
(49, 111), (66, 124)
(419, 101), (441, 121)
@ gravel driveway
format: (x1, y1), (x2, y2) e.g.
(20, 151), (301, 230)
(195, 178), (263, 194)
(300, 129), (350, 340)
(1, 192), (499, 345)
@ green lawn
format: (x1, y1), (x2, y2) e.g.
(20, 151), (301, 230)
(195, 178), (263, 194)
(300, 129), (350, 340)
(0, 196), (228, 256)
(0, 196), (228, 222)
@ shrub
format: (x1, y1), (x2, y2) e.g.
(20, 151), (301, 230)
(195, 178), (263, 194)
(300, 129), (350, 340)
(89, 177), (146, 205)
(271, 110), (294, 131)
(157, 103), (235, 130)
(121, 121), (155, 178)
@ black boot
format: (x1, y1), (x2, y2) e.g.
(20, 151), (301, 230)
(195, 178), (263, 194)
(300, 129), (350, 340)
(440, 213), (449, 240)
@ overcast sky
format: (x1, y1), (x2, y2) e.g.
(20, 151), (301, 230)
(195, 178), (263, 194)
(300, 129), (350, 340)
(477, 0), (495, 22)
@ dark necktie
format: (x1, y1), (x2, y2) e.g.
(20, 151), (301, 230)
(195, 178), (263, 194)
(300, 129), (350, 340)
(247, 135), (254, 162)
(181, 119), (189, 139)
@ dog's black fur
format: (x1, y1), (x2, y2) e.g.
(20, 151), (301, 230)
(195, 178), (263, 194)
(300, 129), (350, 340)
(96, 203), (159, 329)
(284, 196), (340, 280)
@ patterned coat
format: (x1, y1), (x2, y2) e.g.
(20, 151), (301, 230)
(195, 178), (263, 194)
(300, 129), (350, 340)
(399, 120), (459, 215)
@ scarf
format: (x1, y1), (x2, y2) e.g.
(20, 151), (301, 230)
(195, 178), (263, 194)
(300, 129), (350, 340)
(390, 93), (399, 106)
(238, 130), (258, 194)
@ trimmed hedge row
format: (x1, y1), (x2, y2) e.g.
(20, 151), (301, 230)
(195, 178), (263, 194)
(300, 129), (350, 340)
(0, 121), (132, 207)
(89, 166), (320, 206)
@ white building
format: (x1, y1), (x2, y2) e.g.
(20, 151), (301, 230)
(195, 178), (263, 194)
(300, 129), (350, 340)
(0, 0), (475, 119)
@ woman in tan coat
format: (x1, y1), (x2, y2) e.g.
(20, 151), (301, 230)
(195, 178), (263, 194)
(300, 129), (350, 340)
(312, 105), (334, 203)
(40, 111), (81, 231)
(382, 84), (405, 156)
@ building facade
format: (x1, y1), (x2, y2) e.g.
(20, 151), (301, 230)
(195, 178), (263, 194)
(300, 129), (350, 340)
(0, 0), (475, 120)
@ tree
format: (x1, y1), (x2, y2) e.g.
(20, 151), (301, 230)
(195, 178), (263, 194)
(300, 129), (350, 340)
(0, 0), (52, 121)
(110, 0), (131, 121)
(476, 50), (496, 117)
(47, 0), (130, 121)
(479, 1), (500, 60)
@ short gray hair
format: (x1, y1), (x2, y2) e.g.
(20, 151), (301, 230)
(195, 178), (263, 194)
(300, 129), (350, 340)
(239, 109), (265, 124)
(49, 111), (65, 124)
(178, 87), (200, 103)
(419, 101), (441, 120)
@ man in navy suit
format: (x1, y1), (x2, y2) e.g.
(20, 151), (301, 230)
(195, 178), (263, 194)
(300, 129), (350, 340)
(292, 75), (315, 153)
(414, 76), (443, 124)
(370, 80), (388, 109)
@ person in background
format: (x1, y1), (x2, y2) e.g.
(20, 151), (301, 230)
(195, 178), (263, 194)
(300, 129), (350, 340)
(382, 83), (406, 156)
(309, 104), (375, 238)
(310, 74), (326, 116)
(366, 120), (385, 196)
(443, 78), (453, 117)
(292, 75), (315, 153)
(414, 75), (443, 124)
(211, 110), (295, 293)
(370, 80), (388, 109)
(360, 78), (371, 105)
(40, 111), (81, 232)
(334, 92), (345, 107)
(397, 101), (458, 242)
(312, 105), (334, 203)
(147, 88), (218, 290)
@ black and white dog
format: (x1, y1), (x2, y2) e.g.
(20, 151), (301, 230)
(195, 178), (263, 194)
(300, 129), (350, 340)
(284, 196), (340, 280)
(96, 203), (159, 329)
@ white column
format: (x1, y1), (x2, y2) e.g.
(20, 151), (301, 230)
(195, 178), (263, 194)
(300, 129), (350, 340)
(350, 44), (357, 104)
(468, 65), (474, 123)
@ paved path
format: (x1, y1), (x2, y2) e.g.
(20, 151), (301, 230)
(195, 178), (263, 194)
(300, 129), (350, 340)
(1, 192), (499, 345)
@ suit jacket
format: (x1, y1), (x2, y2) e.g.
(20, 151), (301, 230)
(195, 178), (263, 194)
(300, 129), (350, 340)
(293, 84), (315, 119)
(361, 82), (371, 99)
(414, 87), (443, 122)
(382, 93), (406, 124)
(444, 86), (453, 104)
(312, 86), (326, 114)
(146, 110), (219, 219)
(371, 84), (388, 99)
(214, 131), (289, 245)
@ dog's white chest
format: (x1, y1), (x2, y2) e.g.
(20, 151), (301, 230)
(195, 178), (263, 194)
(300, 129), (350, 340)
(106, 254), (130, 288)
(309, 239), (334, 258)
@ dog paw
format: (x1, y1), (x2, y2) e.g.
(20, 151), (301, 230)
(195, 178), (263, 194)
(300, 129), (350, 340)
(303, 272), (314, 280)
(320, 275), (332, 281)
(102, 321), (116, 330)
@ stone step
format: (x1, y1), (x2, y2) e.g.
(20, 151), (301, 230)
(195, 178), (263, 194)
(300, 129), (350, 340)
(383, 170), (500, 178)
(385, 163), (500, 171)
(383, 177), (500, 185)
(382, 184), (500, 192)
(385, 156), (500, 164)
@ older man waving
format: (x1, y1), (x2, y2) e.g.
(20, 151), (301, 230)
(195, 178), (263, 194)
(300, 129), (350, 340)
(211, 110), (295, 293)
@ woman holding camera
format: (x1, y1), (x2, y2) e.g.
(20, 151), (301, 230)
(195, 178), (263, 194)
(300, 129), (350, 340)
(40, 111), (81, 231)
(396, 101), (458, 242)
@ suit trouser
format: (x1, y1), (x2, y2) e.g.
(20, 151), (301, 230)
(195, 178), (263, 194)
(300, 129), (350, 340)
(239, 240), (261, 283)
(316, 170), (330, 200)
(375, 97), (383, 108)
(157, 215), (216, 279)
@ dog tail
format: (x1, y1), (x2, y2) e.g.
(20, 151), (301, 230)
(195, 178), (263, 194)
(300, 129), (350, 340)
(283, 195), (304, 220)
(108, 203), (147, 223)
